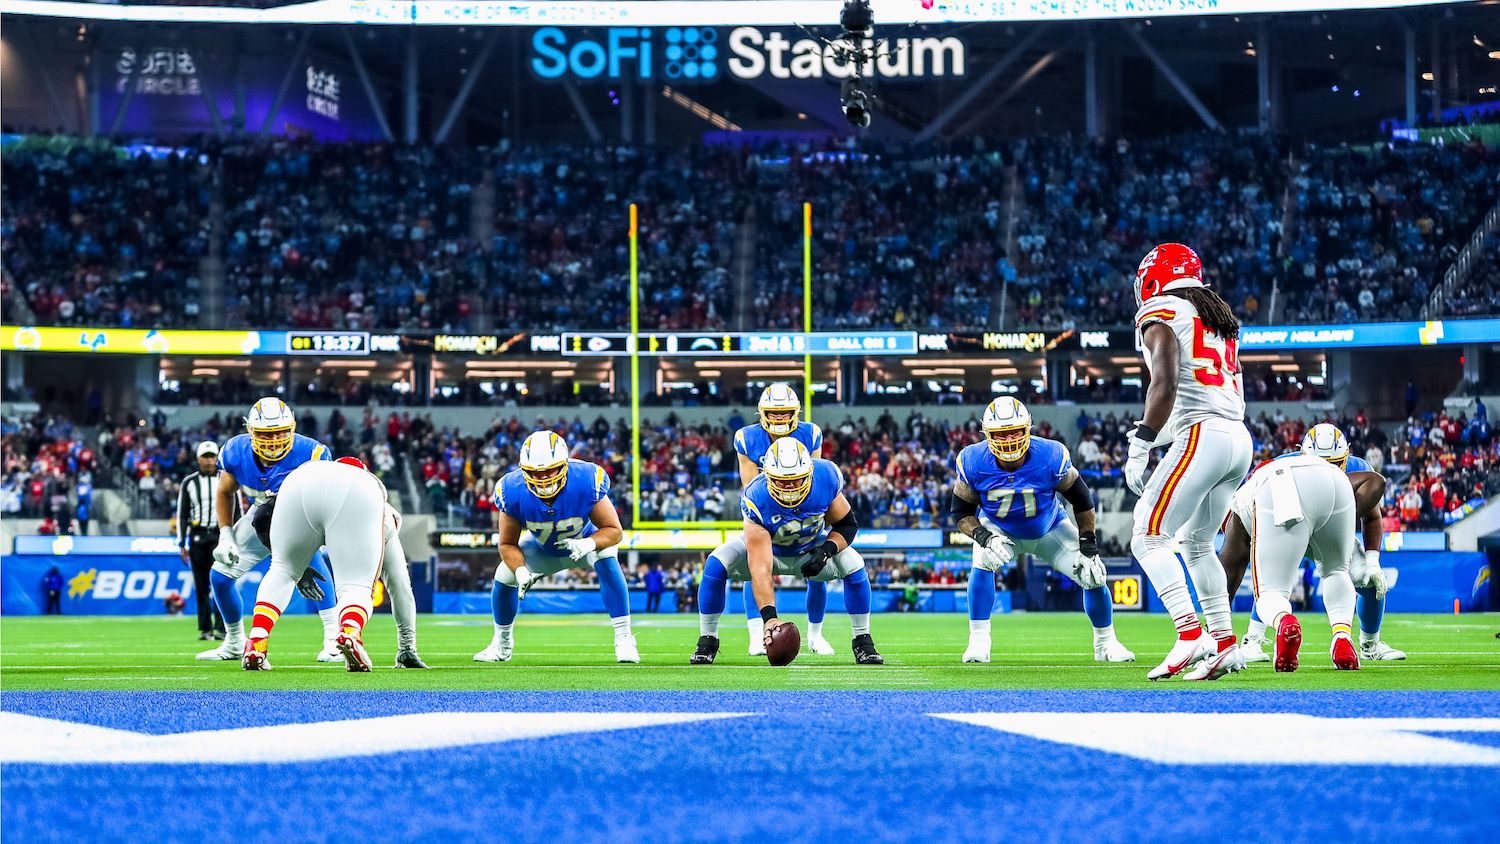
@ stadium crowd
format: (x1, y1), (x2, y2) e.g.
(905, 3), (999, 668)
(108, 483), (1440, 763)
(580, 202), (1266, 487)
(7, 133), (1497, 334)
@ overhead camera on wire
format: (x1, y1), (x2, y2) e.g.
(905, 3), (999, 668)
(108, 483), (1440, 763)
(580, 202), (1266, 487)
(817, 0), (923, 129)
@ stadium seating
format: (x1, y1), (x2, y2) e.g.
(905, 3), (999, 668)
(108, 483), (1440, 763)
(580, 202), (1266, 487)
(7, 134), (1498, 331)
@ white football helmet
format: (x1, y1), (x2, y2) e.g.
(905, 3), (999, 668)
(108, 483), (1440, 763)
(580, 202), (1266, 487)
(519, 431), (571, 499)
(1301, 423), (1350, 470)
(982, 396), (1031, 463)
(758, 383), (801, 437)
(245, 397), (296, 462)
(762, 437), (814, 507)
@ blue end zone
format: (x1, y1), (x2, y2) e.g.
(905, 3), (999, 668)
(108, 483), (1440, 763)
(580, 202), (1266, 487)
(5, 691), (1498, 842)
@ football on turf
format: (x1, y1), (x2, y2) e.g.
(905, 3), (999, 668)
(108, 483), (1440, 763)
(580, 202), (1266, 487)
(766, 621), (801, 666)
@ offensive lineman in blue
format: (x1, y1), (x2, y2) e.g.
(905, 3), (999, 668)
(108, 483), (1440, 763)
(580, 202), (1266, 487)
(196, 397), (344, 663)
(1223, 423), (1405, 662)
(474, 431), (638, 664)
(692, 437), (883, 665)
(950, 397), (1135, 663)
(732, 383), (834, 657)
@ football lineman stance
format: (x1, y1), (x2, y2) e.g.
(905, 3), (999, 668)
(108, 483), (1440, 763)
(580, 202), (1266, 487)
(732, 383), (833, 657)
(195, 397), (344, 664)
(474, 432), (637, 664)
(951, 397), (1133, 663)
(693, 438), (883, 665)
(1222, 423), (1402, 663)
(1223, 449), (1362, 671)
(1125, 243), (1252, 681)
(243, 457), (419, 672)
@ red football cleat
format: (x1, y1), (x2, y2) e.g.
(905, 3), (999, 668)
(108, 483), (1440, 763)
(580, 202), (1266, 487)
(1331, 634), (1361, 670)
(335, 631), (372, 673)
(1274, 613), (1302, 673)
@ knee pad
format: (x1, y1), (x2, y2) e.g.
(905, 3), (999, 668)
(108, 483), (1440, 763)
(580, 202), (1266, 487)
(1178, 539), (1214, 563)
(834, 546), (866, 577)
(1130, 533), (1173, 559)
(494, 565), (520, 588)
(703, 556), (729, 582)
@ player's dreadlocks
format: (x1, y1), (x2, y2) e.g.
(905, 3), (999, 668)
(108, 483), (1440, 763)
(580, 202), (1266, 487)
(1176, 286), (1240, 341)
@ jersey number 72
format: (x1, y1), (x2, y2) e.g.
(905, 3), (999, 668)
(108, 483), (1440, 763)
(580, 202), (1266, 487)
(527, 517), (586, 547)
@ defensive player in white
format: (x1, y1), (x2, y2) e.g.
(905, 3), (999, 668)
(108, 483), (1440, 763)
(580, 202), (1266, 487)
(732, 383), (834, 657)
(241, 457), (409, 672)
(950, 397), (1133, 663)
(1224, 449), (1363, 671)
(474, 431), (637, 664)
(1124, 243), (1253, 682)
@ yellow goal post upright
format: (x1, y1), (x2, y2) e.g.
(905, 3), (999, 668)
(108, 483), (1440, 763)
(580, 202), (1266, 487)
(628, 201), (817, 532)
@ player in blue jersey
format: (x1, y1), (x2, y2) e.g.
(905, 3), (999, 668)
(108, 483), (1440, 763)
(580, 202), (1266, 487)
(473, 431), (637, 664)
(1222, 423), (1404, 663)
(194, 398), (351, 664)
(731, 383), (834, 657)
(949, 397), (1133, 664)
(692, 438), (883, 665)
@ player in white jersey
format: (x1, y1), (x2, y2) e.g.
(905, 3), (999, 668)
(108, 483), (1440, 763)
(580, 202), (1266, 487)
(1123, 243), (1253, 682)
(1225, 452), (1363, 672)
(241, 457), (407, 672)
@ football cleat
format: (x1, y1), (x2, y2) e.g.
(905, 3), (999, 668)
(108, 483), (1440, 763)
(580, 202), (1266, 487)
(614, 634), (641, 664)
(197, 636), (244, 661)
(1359, 639), (1407, 661)
(1332, 635), (1361, 670)
(474, 637), (514, 663)
(316, 639), (343, 663)
(1184, 640), (1245, 681)
(1274, 613), (1303, 673)
(962, 632), (992, 664)
(852, 633), (884, 665)
(1239, 632), (1271, 664)
(242, 641), (271, 671)
(394, 648), (429, 669)
(690, 635), (720, 665)
(1093, 638), (1136, 663)
(808, 633), (836, 656)
(335, 632), (372, 673)
(1147, 635), (1213, 680)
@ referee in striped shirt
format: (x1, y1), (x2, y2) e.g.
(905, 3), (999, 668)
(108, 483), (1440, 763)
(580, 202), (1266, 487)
(178, 441), (228, 640)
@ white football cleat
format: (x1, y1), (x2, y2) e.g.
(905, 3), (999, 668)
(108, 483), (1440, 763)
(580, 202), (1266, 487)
(197, 636), (244, 661)
(614, 634), (641, 664)
(1184, 641), (1246, 681)
(1239, 632), (1271, 664)
(473, 637), (513, 662)
(1147, 635), (1213, 680)
(335, 632), (372, 673)
(808, 634), (836, 656)
(1360, 639), (1407, 661)
(316, 639), (343, 663)
(1093, 638), (1136, 663)
(962, 632), (992, 664)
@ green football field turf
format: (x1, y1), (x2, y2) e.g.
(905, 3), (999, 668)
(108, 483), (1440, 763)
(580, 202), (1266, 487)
(3, 612), (1497, 691)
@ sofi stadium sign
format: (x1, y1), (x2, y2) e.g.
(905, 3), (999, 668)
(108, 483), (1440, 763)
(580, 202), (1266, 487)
(531, 26), (965, 81)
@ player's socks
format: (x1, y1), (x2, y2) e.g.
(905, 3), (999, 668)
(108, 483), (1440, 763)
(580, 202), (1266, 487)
(339, 604), (369, 638)
(806, 579), (828, 625)
(701, 613), (722, 637)
(968, 565), (996, 623)
(1083, 585), (1113, 629)
(494, 622), (514, 644)
(318, 607), (339, 642)
(594, 557), (631, 618)
(1322, 572), (1357, 635)
(1091, 624), (1117, 647)
(1247, 605), (1267, 641)
(1356, 587), (1385, 642)
(492, 579), (520, 626)
(747, 616), (765, 640)
(225, 619), (244, 641)
(249, 601), (282, 643)
(742, 582), (757, 621)
(210, 569), (245, 627)
(844, 569), (873, 636)
(808, 621), (824, 640)
(969, 618), (991, 634)
(612, 616), (632, 638)
(1131, 534), (1198, 633)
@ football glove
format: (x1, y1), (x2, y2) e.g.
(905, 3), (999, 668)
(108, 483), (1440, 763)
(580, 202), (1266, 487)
(514, 565), (544, 600)
(1124, 425), (1156, 495)
(559, 536), (597, 562)
(800, 541), (839, 578)
(1354, 549), (1388, 599)
(296, 567), (327, 602)
(211, 532), (241, 569)
(978, 534), (1014, 572)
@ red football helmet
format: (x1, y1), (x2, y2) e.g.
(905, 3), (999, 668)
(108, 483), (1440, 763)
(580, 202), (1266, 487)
(335, 456), (368, 471)
(1135, 243), (1204, 304)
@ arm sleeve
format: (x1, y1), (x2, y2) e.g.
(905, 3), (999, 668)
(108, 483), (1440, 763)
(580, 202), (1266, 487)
(176, 477), (192, 548)
(1060, 475), (1095, 514)
(950, 491), (978, 521)
(830, 507), (858, 546)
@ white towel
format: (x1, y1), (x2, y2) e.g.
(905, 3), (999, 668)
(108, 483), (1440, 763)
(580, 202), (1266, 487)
(1265, 465), (1304, 527)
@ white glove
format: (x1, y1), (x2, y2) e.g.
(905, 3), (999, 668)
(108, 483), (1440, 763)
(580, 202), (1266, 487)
(212, 532), (241, 569)
(980, 534), (1014, 570)
(1072, 553), (1107, 590)
(1124, 425), (1157, 495)
(513, 565), (544, 600)
(1355, 550), (1387, 599)
(560, 536), (598, 562)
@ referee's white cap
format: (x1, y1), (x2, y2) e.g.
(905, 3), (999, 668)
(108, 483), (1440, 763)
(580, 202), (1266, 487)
(196, 441), (220, 457)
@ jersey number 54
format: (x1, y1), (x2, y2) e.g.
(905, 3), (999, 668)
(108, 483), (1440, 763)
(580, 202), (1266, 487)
(1190, 317), (1240, 390)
